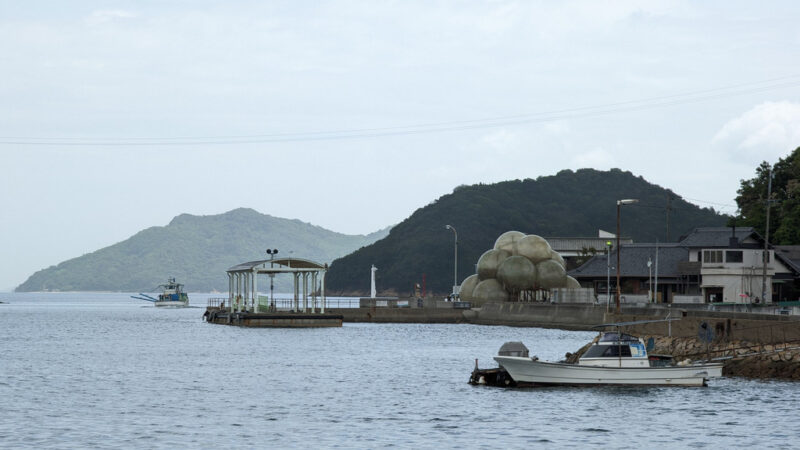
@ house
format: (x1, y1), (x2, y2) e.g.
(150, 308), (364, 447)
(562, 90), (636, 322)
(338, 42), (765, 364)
(568, 227), (800, 304)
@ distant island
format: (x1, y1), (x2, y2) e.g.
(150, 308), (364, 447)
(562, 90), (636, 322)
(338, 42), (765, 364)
(15, 208), (390, 292)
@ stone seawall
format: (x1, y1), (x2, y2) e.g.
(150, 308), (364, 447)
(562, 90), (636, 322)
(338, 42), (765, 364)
(472, 302), (610, 330)
(328, 307), (467, 323)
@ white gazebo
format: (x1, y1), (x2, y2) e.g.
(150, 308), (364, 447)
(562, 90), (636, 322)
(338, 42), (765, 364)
(226, 258), (328, 314)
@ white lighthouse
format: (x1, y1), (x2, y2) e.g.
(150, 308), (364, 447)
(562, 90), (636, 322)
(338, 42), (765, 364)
(370, 265), (378, 298)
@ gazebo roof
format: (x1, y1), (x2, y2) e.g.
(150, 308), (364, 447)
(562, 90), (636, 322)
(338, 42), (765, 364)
(227, 257), (327, 273)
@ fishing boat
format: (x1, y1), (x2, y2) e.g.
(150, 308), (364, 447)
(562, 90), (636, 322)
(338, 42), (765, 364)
(131, 278), (190, 307)
(492, 322), (723, 387)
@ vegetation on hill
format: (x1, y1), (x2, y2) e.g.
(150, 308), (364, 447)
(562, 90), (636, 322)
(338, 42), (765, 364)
(16, 208), (389, 292)
(729, 147), (800, 245)
(325, 169), (729, 296)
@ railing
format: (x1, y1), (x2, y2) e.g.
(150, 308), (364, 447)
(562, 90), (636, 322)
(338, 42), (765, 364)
(207, 296), (361, 309)
(207, 297), (226, 307)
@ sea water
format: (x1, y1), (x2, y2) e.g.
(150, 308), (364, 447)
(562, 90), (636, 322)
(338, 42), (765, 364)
(1, 293), (798, 448)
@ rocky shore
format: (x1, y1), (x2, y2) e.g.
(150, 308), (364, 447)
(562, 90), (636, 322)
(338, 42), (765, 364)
(646, 335), (800, 380)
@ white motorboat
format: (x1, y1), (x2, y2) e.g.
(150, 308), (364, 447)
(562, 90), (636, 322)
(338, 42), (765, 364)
(493, 330), (723, 387)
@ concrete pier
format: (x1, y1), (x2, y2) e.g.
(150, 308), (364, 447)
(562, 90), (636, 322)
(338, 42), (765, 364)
(205, 308), (343, 327)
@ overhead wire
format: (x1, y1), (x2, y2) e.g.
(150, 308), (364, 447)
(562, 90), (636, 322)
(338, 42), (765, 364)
(3, 74), (800, 146)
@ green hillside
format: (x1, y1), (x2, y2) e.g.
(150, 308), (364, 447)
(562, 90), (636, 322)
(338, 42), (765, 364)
(16, 208), (389, 292)
(325, 168), (729, 296)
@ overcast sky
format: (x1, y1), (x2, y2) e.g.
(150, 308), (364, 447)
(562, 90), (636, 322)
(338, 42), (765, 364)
(2, 1), (799, 291)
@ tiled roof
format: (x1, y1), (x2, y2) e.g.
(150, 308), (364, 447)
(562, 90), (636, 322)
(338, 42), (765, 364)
(569, 243), (688, 278)
(677, 227), (759, 247)
(545, 237), (631, 252)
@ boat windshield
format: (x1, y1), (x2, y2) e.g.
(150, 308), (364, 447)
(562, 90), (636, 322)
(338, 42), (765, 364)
(598, 332), (639, 343)
(582, 343), (632, 358)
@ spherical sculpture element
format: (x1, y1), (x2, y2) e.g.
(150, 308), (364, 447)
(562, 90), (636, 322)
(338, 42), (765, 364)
(496, 256), (537, 291)
(536, 259), (567, 289)
(477, 248), (511, 280)
(494, 231), (526, 253)
(549, 249), (565, 268)
(458, 274), (480, 302)
(472, 278), (507, 305)
(514, 235), (553, 264)
(565, 275), (581, 289)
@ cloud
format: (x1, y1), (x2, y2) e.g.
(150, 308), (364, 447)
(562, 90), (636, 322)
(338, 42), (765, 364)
(481, 129), (523, 156)
(570, 147), (616, 169)
(85, 10), (139, 25)
(713, 101), (800, 160)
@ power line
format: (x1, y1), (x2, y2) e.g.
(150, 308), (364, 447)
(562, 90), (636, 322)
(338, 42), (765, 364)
(3, 74), (800, 146)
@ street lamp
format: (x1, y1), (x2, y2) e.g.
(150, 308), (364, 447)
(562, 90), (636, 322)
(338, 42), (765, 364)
(445, 225), (458, 296)
(616, 199), (638, 313)
(605, 240), (612, 312)
(266, 248), (278, 308)
(647, 257), (653, 302)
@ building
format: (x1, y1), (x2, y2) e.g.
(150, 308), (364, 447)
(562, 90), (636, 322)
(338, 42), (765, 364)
(546, 230), (632, 270)
(569, 227), (800, 304)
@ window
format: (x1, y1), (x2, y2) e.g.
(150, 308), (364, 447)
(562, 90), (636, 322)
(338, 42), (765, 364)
(703, 250), (722, 263)
(725, 251), (743, 263)
(583, 344), (632, 358)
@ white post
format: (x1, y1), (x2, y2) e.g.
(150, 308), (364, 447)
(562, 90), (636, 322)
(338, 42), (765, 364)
(253, 269), (258, 312)
(228, 273), (233, 313)
(234, 273), (239, 312)
(293, 273), (299, 311)
(303, 272), (308, 312)
(321, 270), (326, 313)
(370, 265), (378, 298)
(312, 272), (318, 313)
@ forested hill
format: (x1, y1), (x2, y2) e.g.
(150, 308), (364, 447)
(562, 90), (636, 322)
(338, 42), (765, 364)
(16, 208), (390, 292)
(325, 168), (728, 296)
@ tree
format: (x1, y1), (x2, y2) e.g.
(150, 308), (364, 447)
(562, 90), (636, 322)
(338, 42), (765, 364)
(730, 147), (800, 245)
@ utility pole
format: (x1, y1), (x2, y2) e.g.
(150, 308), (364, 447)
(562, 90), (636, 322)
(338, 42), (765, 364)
(665, 194), (672, 242)
(761, 166), (774, 304)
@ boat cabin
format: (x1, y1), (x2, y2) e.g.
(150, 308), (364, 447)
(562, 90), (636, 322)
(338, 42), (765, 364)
(578, 332), (649, 368)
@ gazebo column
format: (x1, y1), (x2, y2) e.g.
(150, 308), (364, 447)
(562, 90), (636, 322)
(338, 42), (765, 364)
(311, 272), (317, 313)
(253, 269), (259, 313)
(321, 270), (326, 313)
(293, 273), (300, 311)
(243, 272), (247, 312)
(228, 272), (233, 313)
(309, 272), (317, 314)
(237, 273), (242, 312)
(302, 272), (308, 313)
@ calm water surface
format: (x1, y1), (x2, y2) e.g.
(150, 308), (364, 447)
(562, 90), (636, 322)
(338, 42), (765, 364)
(1, 293), (798, 448)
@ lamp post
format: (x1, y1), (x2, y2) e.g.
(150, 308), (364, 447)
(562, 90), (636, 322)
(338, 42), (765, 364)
(605, 240), (612, 312)
(266, 248), (278, 308)
(445, 225), (458, 296)
(647, 256), (653, 303)
(616, 199), (638, 313)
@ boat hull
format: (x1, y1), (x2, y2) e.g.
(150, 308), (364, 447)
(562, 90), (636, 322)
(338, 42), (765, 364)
(154, 300), (189, 308)
(494, 356), (723, 387)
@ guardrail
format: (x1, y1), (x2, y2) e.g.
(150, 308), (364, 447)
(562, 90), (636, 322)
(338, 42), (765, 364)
(207, 296), (361, 309)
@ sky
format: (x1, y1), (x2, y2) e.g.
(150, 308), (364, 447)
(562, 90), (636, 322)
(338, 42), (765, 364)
(2, 1), (800, 291)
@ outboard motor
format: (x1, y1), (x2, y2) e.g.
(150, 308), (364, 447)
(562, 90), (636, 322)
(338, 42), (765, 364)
(498, 341), (529, 357)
